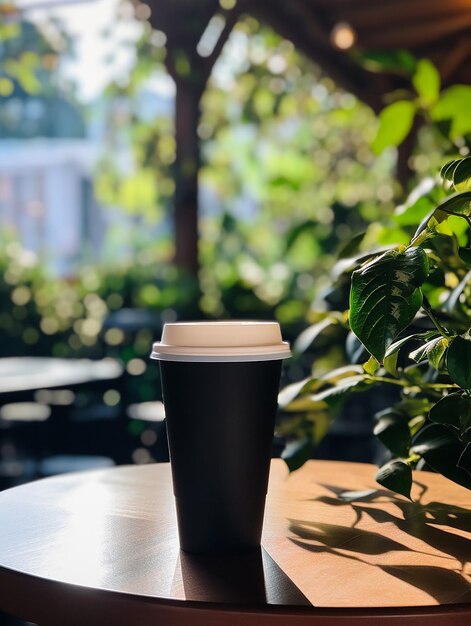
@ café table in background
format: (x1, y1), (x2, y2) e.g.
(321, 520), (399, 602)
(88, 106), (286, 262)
(0, 357), (123, 402)
(0, 357), (124, 486)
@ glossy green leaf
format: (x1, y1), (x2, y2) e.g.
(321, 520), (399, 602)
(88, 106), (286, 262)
(354, 49), (416, 75)
(383, 351), (399, 376)
(412, 423), (471, 489)
(413, 208), (448, 240)
(441, 159), (461, 184)
(293, 317), (338, 354)
(409, 415), (426, 436)
(409, 336), (448, 369)
(432, 85), (471, 138)
(452, 157), (471, 191)
(395, 177), (436, 226)
(346, 331), (368, 364)
(375, 460), (412, 500)
(320, 365), (365, 384)
(283, 395), (325, 413)
(281, 436), (312, 472)
(278, 377), (314, 409)
(412, 59), (440, 105)
(374, 414), (411, 457)
(311, 375), (367, 404)
(384, 333), (428, 359)
(372, 100), (416, 154)
(363, 355), (379, 375)
(285, 220), (317, 252)
(337, 232), (366, 259)
(350, 247), (429, 362)
(413, 190), (471, 240)
(396, 196), (435, 227)
(447, 335), (471, 390)
(436, 190), (471, 217)
(395, 397), (432, 417)
(402, 363), (428, 385)
(427, 337), (449, 369)
(429, 393), (471, 432)
(282, 375), (364, 415)
(400, 398), (430, 417)
(332, 247), (391, 281)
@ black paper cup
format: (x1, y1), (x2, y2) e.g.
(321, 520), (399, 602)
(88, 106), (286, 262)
(150, 321), (290, 554)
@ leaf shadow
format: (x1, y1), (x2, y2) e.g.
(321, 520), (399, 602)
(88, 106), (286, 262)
(379, 565), (471, 604)
(288, 519), (410, 556)
(290, 481), (471, 604)
(354, 501), (471, 567)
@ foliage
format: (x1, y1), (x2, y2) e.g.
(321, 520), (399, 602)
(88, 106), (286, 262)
(0, 18), (46, 96)
(94, 22), (173, 222)
(282, 54), (471, 497)
(0, 14), (83, 138)
(198, 18), (400, 319)
(371, 57), (471, 159)
(282, 153), (471, 498)
(0, 239), (198, 397)
(95, 16), (399, 323)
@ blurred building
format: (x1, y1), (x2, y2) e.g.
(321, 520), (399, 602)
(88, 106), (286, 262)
(0, 138), (104, 276)
(0, 19), (106, 275)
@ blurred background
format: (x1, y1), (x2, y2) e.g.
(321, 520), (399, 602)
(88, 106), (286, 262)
(0, 0), (470, 511)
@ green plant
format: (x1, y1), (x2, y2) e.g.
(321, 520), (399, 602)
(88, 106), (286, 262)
(369, 57), (471, 157)
(281, 154), (471, 499)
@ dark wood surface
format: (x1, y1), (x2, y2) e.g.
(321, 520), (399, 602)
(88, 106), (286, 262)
(0, 460), (470, 625)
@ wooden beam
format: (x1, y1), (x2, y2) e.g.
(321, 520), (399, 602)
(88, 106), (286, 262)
(336, 0), (471, 30)
(435, 37), (471, 83)
(148, 0), (219, 50)
(285, 0), (332, 47)
(360, 14), (471, 49)
(301, 0), (377, 8)
(246, 0), (384, 111)
(200, 5), (243, 83)
(173, 79), (202, 276)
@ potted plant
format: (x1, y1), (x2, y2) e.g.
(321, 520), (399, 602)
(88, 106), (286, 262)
(280, 154), (471, 499)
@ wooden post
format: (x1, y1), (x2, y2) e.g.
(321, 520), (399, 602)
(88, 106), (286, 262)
(159, 3), (241, 278)
(173, 79), (202, 276)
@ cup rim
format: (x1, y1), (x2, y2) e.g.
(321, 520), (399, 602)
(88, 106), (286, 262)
(150, 343), (291, 362)
(150, 321), (291, 362)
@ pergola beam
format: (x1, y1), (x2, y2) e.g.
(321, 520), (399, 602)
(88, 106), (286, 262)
(337, 0), (471, 30)
(246, 0), (384, 112)
(360, 14), (471, 49)
(143, 0), (471, 278)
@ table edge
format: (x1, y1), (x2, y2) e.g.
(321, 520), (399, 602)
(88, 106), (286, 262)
(1, 564), (471, 619)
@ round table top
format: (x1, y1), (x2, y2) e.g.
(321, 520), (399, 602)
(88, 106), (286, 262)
(0, 460), (470, 626)
(0, 357), (123, 395)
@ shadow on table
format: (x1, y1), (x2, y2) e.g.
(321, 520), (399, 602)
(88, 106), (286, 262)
(175, 547), (311, 606)
(288, 482), (471, 605)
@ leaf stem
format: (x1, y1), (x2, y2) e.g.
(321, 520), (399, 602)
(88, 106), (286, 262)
(421, 295), (450, 338)
(365, 375), (407, 386)
(365, 374), (457, 390)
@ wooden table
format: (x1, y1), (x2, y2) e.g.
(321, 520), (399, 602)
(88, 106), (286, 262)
(0, 357), (123, 399)
(0, 460), (470, 625)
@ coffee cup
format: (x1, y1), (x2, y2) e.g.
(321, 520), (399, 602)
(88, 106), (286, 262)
(150, 321), (290, 554)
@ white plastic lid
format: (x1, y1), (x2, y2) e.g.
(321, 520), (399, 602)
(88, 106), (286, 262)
(150, 321), (291, 362)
